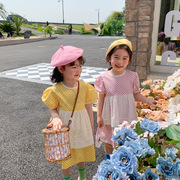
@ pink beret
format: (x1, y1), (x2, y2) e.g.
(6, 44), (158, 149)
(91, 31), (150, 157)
(51, 45), (83, 67)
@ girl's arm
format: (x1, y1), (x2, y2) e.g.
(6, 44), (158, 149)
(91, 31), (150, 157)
(133, 92), (157, 106)
(47, 108), (62, 130)
(97, 93), (105, 128)
(85, 103), (94, 135)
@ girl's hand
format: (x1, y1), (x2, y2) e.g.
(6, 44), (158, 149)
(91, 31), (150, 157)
(47, 118), (62, 130)
(97, 117), (104, 128)
(147, 98), (157, 107)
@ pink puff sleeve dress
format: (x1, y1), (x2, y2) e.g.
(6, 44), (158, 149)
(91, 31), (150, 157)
(94, 70), (140, 146)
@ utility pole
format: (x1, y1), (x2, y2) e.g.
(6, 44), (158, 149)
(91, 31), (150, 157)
(62, 0), (64, 24)
(95, 9), (100, 24)
(98, 9), (100, 24)
(58, 0), (64, 24)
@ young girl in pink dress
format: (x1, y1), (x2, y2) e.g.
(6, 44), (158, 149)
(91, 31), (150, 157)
(94, 39), (156, 159)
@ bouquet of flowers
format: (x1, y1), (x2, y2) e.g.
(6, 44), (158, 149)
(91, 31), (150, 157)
(136, 79), (170, 121)
(164, 69), (180, 124)
(93, 118), (180, 180)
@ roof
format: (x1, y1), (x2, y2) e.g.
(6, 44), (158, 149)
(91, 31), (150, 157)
(83, 23), (101, 32)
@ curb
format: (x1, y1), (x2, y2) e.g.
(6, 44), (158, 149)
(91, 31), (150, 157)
(0, 36), (58, 46)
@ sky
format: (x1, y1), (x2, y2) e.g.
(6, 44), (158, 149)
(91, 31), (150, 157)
(0, 0), (125, 24)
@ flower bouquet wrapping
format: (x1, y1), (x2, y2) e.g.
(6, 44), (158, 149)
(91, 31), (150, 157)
(94, 118), (180, 180)
(136, 79), (170, 121)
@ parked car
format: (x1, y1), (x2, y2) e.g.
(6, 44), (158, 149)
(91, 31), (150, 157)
(7, 15), (28, 23)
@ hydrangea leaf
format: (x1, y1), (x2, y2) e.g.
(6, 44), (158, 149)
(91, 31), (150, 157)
(157, 129), (166, 138)
(134, 121), (145, 135)
(175, 142), (180, 149)
(165, 124), (180, 141)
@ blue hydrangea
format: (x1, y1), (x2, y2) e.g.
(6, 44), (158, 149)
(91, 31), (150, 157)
(92, 172), (98, 180)
(98, 160), (122, 180)
(111, 145), (138, 174)
(138, 138), (155, 157)
(111, 128), (126, 145)
(156, 157), (175, 179)
(165, 147), (178, 160)
(111, 127), (138, 145)
(124, 141), (142, 157)
(143, 168), (159, 180)
(173, 158), (180, 178)
(127, 170), (143, 180)
(140, 118), (160, 134)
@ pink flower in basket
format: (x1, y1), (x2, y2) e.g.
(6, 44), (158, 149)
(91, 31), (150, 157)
(95, 132), (105, 148)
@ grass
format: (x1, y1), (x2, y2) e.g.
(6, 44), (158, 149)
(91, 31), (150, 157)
(21, 23), (98, 35)
(22, 23), (41, 30)
(22, 23), (83, 31)
(55, 24), (84, 31)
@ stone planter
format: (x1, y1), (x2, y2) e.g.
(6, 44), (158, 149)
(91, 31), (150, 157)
(2, 33), (7, 38)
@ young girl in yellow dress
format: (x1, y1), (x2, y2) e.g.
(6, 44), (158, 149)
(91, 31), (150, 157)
(42, 45), (98, 180)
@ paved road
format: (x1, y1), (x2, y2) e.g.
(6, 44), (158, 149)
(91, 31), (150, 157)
(0, 35), (121, 72)
(0, 35), (121, 180)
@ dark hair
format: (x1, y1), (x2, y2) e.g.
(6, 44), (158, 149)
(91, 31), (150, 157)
(106, 45), (132, 70)
(158, 35), (165, 42)
(50, 56), (85, 83)
(164, 37), (170, 45)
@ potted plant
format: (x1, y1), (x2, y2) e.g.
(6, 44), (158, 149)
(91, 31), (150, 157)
(0, 22), (15, 37)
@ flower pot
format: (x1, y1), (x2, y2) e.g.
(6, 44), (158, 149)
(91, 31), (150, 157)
(2, 33), (7, 39)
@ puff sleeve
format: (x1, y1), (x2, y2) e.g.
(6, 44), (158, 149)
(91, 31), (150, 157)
(94, 76), (106, 94)
(133, 72), (140, 93)
(42, 87), (59, 108)
(85, 83), (98, 104)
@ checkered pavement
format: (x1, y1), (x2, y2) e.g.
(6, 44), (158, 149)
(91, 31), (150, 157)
(0, 63), (107, 85)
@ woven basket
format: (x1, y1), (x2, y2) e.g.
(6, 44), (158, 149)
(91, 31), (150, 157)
(42, 127), (71, 162)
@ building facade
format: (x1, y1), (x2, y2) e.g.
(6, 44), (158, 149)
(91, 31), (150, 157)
(124, 0), (180, 80)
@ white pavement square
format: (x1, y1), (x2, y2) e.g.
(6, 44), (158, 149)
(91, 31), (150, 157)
(0, 63), (107, 85)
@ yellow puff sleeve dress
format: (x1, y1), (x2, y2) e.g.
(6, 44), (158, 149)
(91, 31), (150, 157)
(42, 80), (98, 169)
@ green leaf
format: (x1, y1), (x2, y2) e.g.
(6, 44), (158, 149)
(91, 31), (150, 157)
(164, 140), (180, 144)
(148, 137), (156, 148)
(148, 91), (156, 97)
(155, 146), (162, 156)
(176, 142), (180, 149)
(141, 83), (150, 89)
(150, 154), (158, 167)
(134, 121), (145, 135)
(165, 124), (180, 141)
(157, 129), (166, 137)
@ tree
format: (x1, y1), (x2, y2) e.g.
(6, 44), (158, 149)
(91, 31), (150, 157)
(45, 26), (53, 37)
(100, 11), (125, 36)
(107, 11), (124, 21)
(38, 25), (53, 37)
(0, 3), (7, 20)
(12, 15), (23, 35)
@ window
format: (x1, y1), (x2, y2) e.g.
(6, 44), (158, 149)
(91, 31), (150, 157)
(155, 0), (180, 67)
